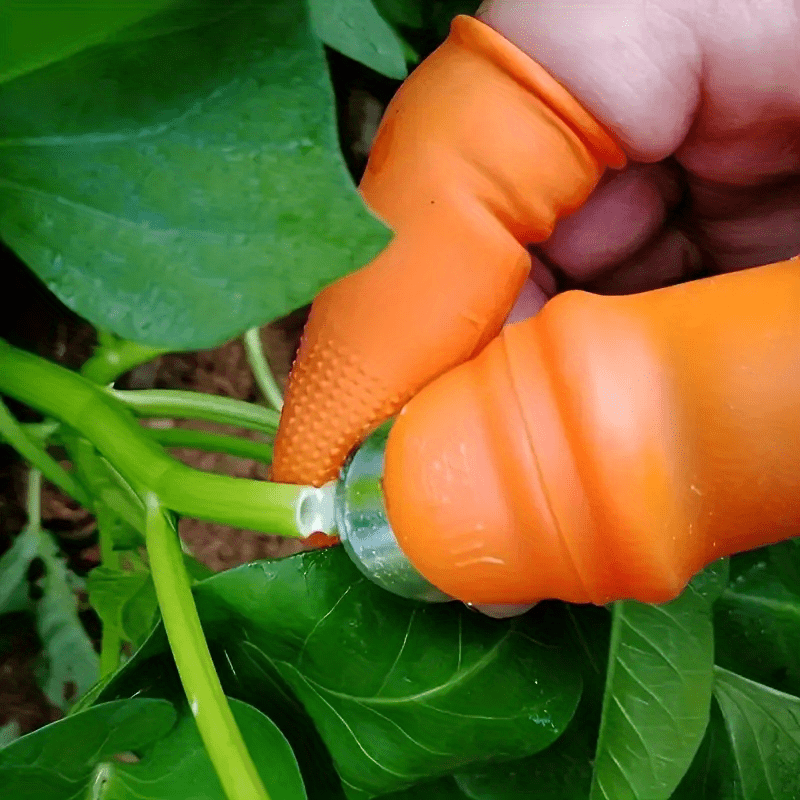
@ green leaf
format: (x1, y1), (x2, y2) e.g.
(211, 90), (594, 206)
(0, 699), (177, 796)
(454, 604), (611, 800)
(0, 525), (99, 711)
(372, 0), (424, 28)
(671, 699), (739, 800)
(714, 557), (800, 696)
(0, 0), (178, 85)
(34, 528), (100, 711)
(428, 1), (481, 38)
(0, 720), (20, 749)
(768, 539), (800, 595)
(714, 667), (800, 800)
(691, 557), (730, 603)
(378, 776), (468, 798)
(108, 698), (307, 800)
(0, 0), (390, 349)
(101, 547), (582, 798)
(0, 523), (39, 615)
(87, 563), (159, 651)
(309, 0), (408, 78)
(0, 696), (305, 800)
(590, 576), (715, 800)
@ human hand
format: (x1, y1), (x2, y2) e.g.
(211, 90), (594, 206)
(480, 0), (800, 313)
(272, 0), (800, 607)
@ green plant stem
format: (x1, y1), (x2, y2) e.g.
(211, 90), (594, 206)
(145, 426), (274, 465)
(66, 437), (147, 542)
(0, 397), (92, 507)
(243, 328), (284, 412)
(0, 339), (306, 536)
(81, 334), (168, 386)
(97, 504), (122, 677)
(145, 497), (270, 800)
(26, 468), (42, 531)
(20, 420), (61, 443)
(108, 388), (280, 436)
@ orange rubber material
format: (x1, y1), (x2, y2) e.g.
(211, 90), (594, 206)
(271, 15), (626, 487)
(384, 258), (800, 605)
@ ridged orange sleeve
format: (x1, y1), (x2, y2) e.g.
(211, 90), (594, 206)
(271, 15), (626, 487)
(383, 258), (800, 605)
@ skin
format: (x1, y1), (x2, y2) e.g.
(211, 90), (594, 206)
(479, 0), (800, 319)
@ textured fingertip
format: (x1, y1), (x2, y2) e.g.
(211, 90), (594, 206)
(272, 335), (403, 486)
(271, 13), (625, 490)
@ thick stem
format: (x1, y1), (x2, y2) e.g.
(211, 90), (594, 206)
(145, 497), (270, 800)
(0, 340), (307, 537)
(97, 504), (122, 677)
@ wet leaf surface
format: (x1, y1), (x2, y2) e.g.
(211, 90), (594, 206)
(0, 0), (389, 348)
(100, 547), (582, 797)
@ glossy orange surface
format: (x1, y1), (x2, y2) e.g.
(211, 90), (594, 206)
(385, 259), (800, 603)
(272, 15), (625, 487)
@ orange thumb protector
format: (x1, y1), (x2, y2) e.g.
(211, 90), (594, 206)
(384, 258), (800, 606)
(271, 15), (626, 488)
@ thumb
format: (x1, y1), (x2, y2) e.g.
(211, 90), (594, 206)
(272, 15), (624, 486)
(383, 258), (800, 605)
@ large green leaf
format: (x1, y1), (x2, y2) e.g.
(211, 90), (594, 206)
(767, 539), (800, 594)
(309, 0), (408, 78)
(714, 556), (800, 696)
(100, 547), (582, 798)
(714, 667), (800, 800)
(378, 776), (468, 798)
(589, 575), (716, 800)
(373, 0), (480, 32)
(454, 604), (611, 800)
(0, 0), (178, 85)
(0, 0), (390, 349)
(0, 699), (177, 797)
(671, 699), (738, 800)
(108, 698), (307, 800)
(86, 562), (159, 651)
(373, 0), (425, 28)
(0, 696), (307, 799)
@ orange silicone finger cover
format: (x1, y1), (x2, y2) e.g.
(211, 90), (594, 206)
(384, 258), (800, 605)
(271, 15), (625, 488)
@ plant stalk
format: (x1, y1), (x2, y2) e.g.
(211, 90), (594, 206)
(97, 504), (123, 676)
(243, 328), (284, 412)
(145, 425), (273, 465)
(145, 497), (270, 800)
(108, 388), (279, 436)
(80, 333), (167, 386)
(0, 339), (309, 537)
(0, 398), (92, 507)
